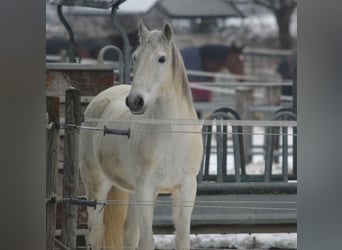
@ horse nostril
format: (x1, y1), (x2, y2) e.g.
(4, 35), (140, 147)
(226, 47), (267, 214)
(134, 95), (144, 109)
(125, 96), (130, 107)
(126, 94), (144, 112)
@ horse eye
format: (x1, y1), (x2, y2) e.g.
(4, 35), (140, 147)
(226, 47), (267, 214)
(158, 56), (166, 63)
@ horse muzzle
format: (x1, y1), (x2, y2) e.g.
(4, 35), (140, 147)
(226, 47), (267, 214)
(125, 94), (146, 115)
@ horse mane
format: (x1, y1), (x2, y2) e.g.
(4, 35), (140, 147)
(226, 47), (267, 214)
(170, 40), (194, 104)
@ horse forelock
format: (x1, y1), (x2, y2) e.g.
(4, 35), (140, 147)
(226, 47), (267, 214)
(139, 30), (168, 50)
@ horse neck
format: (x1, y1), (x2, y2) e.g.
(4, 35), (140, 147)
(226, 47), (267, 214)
(172, 43), (194, 97)
(146, 81), (196, 120)
(203, 60), (224, 72)
(158, 42), (195, 118)
(147, 75), (196, 120)
(224, 52), (244, 77)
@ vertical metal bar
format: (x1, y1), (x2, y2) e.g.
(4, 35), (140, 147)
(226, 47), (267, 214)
(46, 97), (60, 250)
(216, 123), (223, 183)
(232, 126), (241, 182)
(57, 5), (77, 63)
(293, 126), (297, 179)
(282, 126), (288, 181)
(264, 126), (275, 182)
(222, 124), (228, 177)
(204, 125), (212, 177)
(293, 66), (297, 114)
(61, 88), (81, 249)
(111, 5), (131, 84)
(237, 125), (245, 176)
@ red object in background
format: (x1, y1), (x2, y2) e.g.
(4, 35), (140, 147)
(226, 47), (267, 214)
(191, 85), (212, 102)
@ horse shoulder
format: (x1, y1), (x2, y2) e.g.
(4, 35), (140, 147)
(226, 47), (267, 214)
(184, 131), (203, 174)
(85, 85), (131, 120)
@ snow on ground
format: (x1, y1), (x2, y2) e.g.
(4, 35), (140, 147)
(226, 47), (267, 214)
(208, 126), (294, 176)
(155, 233), (297, 249)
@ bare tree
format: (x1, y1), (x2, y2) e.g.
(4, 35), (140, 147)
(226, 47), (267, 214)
(254, 0), (297, 49)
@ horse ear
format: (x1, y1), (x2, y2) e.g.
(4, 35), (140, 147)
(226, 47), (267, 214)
(231, 41), (244, 54)
(138, 20), (149, 41)
(162, 21), (173, 41)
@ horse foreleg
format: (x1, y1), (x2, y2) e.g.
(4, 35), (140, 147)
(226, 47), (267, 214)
(123, 193), (139, 250)
(172, 176), (197, 250)
(135, 179), (155, 250)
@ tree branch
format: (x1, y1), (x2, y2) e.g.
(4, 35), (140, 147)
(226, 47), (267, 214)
(253, 0), (273, 10)
(254, 0), (297, 11)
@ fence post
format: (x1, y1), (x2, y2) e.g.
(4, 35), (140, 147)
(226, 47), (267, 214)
(235, 87), (253, 164)
(46, 97), (60, 250)
(61, 88), (81, 249)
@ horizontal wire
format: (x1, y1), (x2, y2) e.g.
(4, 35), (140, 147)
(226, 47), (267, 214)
(190, 80), (293, 87)
(83, 118), (297, 128)
(58, 198), (296, 206)
(55, 124), (297, 136)
(46, 118), (297, 130)
(60, 198), (296, 212)
(68, 246), (240, 250)
(126, 129), (296, 136)
(152, 199), (296, 205)
(104, 200), (296, 212)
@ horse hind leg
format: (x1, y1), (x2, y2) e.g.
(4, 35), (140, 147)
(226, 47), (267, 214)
(80, 166), (112, 250)
(103, 186), (129, 249)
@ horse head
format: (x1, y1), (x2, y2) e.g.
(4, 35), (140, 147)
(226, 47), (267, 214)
(125, 21), (176, 115)
(225, 41), (245, 81)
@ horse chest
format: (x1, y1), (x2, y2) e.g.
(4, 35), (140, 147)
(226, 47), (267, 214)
(130, 132), (191, 184)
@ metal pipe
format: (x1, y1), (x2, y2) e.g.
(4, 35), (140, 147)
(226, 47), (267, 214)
(282, 126), (288, 181)
(97, 45), (124, 85)
(232, 126), (241, 182)
(264, 126), (274, 182)
(197, 182), (297, 195)
(293, 67), (297, 114)
(216, 124), (223, 183)
(204, 125), (212, 177)
(265, 110), (297, 182)
(110, 2), (131, 84)
(293, 126), (297, 179)
(57, 5), (77, 63)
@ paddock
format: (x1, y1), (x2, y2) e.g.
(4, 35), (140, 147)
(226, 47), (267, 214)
(45, 1), (296, 249)
(46, 58), (297, 249)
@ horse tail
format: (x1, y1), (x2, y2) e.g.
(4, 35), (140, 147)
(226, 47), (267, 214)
(103, 186), (129, 249)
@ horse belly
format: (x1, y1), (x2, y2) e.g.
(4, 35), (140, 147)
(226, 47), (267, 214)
(96, 123), (137, 192)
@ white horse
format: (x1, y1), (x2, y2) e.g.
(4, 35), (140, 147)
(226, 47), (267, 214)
(80, 21), (203, 250)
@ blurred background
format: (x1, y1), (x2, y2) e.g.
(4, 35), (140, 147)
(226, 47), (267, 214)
(46, 0), (297, 89)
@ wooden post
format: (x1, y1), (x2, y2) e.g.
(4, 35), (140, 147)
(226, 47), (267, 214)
(61, 88), (81, 249)
(236, 87), (253, 164)
(46, 97), (60, 250)
(266, 85), (281, 163)
(266, 86), (281, 107)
